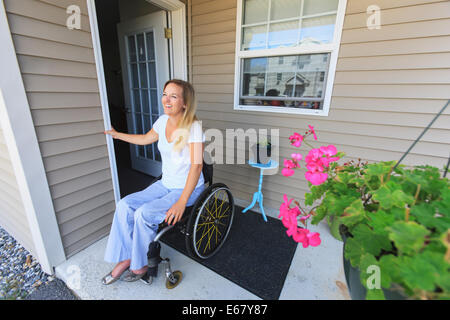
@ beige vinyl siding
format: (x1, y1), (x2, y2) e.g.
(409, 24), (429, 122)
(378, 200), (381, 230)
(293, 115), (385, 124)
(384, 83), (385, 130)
(4, 0), (114, 257)
(0, 126), (37, 256)
(191, 0), (450, 213)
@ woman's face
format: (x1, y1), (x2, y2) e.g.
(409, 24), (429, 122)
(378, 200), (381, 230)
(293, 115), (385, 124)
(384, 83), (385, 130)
(162, 83), (185, 117)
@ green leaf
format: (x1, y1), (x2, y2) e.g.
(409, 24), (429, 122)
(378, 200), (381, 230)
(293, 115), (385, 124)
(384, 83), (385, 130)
(328, 216), (343, 241)
(378, 255), (398, 289)
(311, 205), (328, 225)
(344, 224), (392, 267)
(421, 250), (450, 293)
(391, 189), (415, 207)
(365, 162), (395, 177)
(344, 237), (365, 267)
(387, 221), (430, 255)
(411, 203), (450, 233)
(435, 187), (450, 218)
(398, 253), (441, 292)
(305, 182), (329, 205)
(353, 224), (392, 257)
(372, 182), (415, 210)
(340, 200), (368, 229)
(367, 210), (397, 237)
(372, 186), (393, 209)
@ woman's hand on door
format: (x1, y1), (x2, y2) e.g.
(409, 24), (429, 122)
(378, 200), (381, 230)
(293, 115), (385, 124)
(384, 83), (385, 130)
(104, 127), (158, 145)
(104, 127), (119, 139)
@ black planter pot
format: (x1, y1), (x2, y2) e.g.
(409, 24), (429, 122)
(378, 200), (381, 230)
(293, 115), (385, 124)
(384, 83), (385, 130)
(340, 225), (406, 300)
(255, 143), (271, 164)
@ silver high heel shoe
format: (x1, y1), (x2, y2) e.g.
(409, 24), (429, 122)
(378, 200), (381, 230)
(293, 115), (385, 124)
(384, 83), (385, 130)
(122, 269), (147, 282)
(101, 271), (120, 285)
(101, 267), (129, 285)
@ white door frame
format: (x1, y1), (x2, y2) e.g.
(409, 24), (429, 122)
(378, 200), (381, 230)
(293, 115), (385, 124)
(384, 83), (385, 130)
(86, 0), (187, 203)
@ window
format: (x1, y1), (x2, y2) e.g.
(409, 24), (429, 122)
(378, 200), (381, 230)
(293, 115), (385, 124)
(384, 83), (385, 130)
(234, 0), (347, 116)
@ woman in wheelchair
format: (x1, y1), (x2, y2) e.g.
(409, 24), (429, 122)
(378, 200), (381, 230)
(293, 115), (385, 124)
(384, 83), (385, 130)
(102, 79), (206, 285)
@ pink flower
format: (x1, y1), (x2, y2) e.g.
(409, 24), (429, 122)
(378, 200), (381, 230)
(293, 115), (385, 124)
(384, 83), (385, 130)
(303, 146), (338, 184)
(307, 232), (322, 247)
(304, 148), (328, 184)
(306, 159), (325, 173)
(289, 132), (303, 147)
(299, 214), (311, 221)
(292, 228), (322, 248)
(279, 195), (300, 236)
(308, 125), (317, 140)
(284, 159), (296, 169)
(282, 159), (296, 176)
(319, 145), (337, 157)
(282, 167), (295, 177)
(291, 153), (302, 162)
(305, 171), (328, 185)
(305, 148), (323, 164)
(293, 228), (309, 245)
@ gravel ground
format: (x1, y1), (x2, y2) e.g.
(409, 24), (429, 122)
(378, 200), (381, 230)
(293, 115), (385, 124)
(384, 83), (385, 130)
(0, 226), (78, 300)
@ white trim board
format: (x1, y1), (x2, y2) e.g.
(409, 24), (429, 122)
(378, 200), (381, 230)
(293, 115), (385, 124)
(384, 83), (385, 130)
(87, 0), (188, 205)
(86, 0), (121, 204)
(0, 0), (66, 274)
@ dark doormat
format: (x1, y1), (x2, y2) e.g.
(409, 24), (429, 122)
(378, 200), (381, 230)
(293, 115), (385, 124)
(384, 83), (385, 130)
(160, 206), (298, 300)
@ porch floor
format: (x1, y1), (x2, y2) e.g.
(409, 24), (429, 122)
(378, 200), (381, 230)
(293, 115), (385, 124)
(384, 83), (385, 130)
(55, 216), (350, 300)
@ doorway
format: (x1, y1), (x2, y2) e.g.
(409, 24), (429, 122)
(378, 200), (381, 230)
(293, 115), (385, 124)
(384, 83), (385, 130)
(90, 0), (187, 198)
(117, 9), (170, 177)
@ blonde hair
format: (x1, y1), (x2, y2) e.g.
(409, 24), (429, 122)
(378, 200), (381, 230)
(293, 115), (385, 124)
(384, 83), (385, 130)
(164, 79), (199, 152)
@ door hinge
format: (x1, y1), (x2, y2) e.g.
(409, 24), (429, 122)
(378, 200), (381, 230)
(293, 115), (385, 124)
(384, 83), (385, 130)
(164, 28), (172, 39)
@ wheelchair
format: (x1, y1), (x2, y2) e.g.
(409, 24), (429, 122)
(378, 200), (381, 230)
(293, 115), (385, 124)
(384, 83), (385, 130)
(140, 162), (235, 288)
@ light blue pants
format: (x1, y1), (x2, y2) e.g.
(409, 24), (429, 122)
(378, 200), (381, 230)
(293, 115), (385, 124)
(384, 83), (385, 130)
(104, 180), (204, 270)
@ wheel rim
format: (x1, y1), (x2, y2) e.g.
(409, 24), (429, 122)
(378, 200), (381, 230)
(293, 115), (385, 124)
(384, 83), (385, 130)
(192, 187), (234, 259)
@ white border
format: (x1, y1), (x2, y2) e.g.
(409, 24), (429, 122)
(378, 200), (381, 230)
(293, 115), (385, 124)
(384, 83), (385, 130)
(0, 0), (66, 274)
(87, 0), (187, 204)
(233, 0), (347, 117)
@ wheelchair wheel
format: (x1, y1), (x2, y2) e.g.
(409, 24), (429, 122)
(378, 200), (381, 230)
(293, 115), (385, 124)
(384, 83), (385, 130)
(185, 183), (234, 260)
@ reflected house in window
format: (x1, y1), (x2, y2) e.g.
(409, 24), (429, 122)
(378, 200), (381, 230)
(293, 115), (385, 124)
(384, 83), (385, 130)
(283, 74), (310, 98)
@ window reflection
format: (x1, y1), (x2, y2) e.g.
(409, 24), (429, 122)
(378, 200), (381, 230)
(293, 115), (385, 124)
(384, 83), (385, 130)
(241, 0), (339, 50)
(241, 53), (329, 109)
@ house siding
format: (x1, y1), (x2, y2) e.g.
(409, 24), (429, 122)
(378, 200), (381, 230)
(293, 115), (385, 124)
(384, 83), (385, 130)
(0, 125), (37, 257)
(191, 0), (450, 213)
(4, 0), (114, 257)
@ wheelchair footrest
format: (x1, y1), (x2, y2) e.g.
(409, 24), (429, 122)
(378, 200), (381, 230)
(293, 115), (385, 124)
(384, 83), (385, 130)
(147, 241), (162, 277)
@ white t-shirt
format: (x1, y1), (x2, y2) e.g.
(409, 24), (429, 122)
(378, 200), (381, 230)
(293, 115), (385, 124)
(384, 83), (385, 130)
(153, 114), (205, 189)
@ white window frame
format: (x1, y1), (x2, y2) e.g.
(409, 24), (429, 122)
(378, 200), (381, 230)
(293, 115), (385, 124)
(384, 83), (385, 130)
(233, 0), (347, 116)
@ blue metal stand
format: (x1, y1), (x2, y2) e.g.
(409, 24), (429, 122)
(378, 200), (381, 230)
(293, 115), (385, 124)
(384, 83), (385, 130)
(242, 160), (279, 222)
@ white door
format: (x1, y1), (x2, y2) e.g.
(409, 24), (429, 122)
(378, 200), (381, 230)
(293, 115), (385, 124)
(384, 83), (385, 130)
(117, 11), (170, 177)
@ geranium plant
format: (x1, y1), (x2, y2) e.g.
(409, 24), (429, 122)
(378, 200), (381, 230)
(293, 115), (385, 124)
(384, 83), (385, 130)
(280, 126), (450, 300)
(278, 125), (343, 248)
